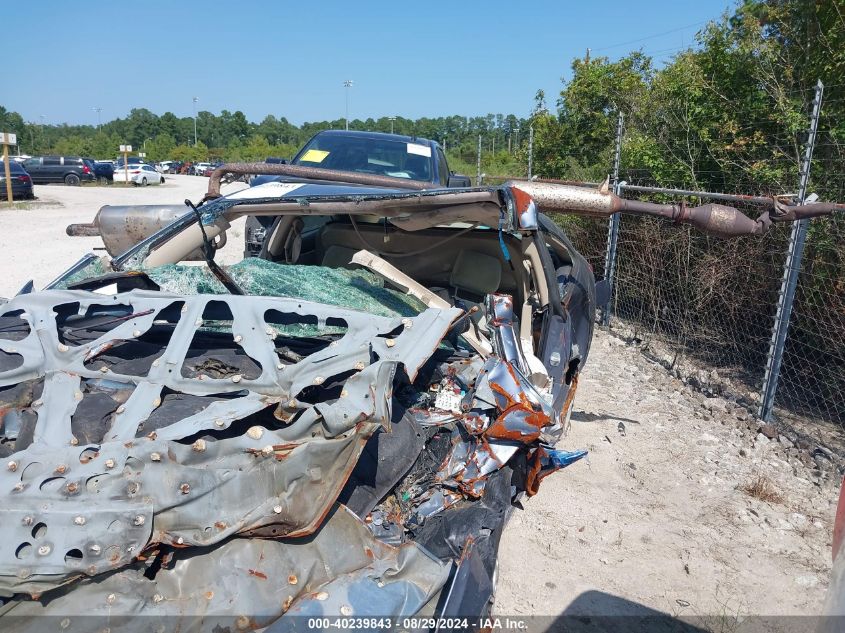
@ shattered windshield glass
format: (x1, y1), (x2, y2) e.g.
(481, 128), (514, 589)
(145, 259), (425, 317)
(51, 256), (110, 289)
(144, 259), (427, 337)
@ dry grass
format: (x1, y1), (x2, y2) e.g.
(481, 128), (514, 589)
(0, 199), (61, 210)
(739, 474), (784, 504)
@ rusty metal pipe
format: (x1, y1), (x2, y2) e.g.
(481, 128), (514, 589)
(205, 163), (431, 200)
(66, 222), (100, 237)
(769, 202), (845, 220)
(518, 179), (845, 213)
(509, 181), (840, 238)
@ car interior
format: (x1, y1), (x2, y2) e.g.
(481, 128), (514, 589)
(251, 213), (555, 358)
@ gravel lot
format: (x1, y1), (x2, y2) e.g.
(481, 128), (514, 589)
(0, 178), (839, 622)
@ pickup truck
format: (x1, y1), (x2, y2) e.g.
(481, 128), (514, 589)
(244, 130), (471, 256)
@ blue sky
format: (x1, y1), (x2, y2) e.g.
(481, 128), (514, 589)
(5, 0), (733, 125)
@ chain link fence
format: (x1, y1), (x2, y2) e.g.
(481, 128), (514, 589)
(546, 84), (844, 430)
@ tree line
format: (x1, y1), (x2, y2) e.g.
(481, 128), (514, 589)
(0, 103), (529, 174)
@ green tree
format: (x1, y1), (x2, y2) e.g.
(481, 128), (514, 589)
(145, 134), (177, 162)
(172, 141), (208, 163)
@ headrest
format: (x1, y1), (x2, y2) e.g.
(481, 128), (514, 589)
(449, 250), (501, 296)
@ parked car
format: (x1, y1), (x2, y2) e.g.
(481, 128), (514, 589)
(193, 162), (213, 176)
(253, 130), (469, 187)
(245, 130), (471, 255)
(112, 163), (165, 186)
(115, 156), (146, 169)
(84, 158), (114, 184)
(155, 160), (178, 173)
(0, 160), (34, 199)
(22, 155), (96, 185)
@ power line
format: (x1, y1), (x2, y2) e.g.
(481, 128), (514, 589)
(592, 20), (709, 53)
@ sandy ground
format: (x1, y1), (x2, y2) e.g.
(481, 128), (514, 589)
(0, 178), (839, 623)
(494, 331), (840, 624)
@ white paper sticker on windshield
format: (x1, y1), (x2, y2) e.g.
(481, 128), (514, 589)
(227, 182), (305, 200)
(407, 143), (432, 157)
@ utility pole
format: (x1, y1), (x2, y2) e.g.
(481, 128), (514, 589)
(192, 97), (199, 146)
(344, 80), (354, 130)
(759, 80), (824, 421)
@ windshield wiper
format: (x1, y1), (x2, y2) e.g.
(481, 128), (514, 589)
(185, 199), (245, 296)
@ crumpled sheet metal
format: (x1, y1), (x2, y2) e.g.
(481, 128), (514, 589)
(1, 505), (450, 632)
(0, 427), (374, 597)
(409, 294), (584, 517)
(0, 289), (460, 597)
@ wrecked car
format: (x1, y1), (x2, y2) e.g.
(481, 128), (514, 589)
(1, 171), (596, 631)
(2, 164), (838, 631)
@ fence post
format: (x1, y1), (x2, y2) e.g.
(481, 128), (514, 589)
(758, 79), (824, 421)
(601, 112), (624, 326)
(528, 124), (534, 178)
(476, 134), (482, 186)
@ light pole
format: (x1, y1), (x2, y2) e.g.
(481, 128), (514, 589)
(39, 115), (45, 152)
(343, 80), (353, 130)
(192, 97), (199, 145)
(388, 116), (396, 134)
(93, 107), (102, 129)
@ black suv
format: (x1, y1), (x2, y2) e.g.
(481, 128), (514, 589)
(245, 130), (472, 255)
(252, 130), (470, 188)
(0, 161), (34, 199)
(22, 156), (96, 186)
(84, 158), (115, 184)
